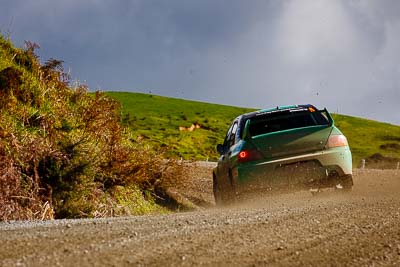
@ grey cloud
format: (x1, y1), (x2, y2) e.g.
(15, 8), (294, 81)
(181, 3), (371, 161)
(0, 0), (399, 124)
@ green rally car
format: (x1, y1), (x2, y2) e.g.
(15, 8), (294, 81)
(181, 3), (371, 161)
(213, 104), (353, 204)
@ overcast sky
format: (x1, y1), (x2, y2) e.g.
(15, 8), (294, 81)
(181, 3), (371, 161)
(1, 0), (399, 125)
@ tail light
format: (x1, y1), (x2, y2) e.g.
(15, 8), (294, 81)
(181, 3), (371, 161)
(238, 149), (263, 163)
(326, 135), (348, 148)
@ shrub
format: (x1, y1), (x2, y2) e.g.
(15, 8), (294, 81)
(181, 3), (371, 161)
(0, 35), (183, 221)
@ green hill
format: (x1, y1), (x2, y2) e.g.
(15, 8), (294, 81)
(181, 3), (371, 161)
(106, 92), (253, 160)
(332, 114), (400, 167)
(106, 92), (400, 166)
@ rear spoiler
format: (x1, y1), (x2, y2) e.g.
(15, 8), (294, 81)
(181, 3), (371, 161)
(322, 108), (334, 127)
(242, 107), (334, 141)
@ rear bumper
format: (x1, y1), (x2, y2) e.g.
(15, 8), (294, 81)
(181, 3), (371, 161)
(234, 146), (352, 188)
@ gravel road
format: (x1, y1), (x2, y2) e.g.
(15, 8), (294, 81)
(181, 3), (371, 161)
(1, 169), (400, 266)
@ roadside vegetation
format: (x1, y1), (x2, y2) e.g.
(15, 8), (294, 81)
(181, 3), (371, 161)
(107, 92), (400, 167)
(0, 35), (183, 221)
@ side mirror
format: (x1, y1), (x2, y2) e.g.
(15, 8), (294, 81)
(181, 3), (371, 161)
(216, 144), (225, 155)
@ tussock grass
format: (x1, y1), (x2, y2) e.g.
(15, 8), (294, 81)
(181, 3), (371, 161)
(0, 35), (183, 221)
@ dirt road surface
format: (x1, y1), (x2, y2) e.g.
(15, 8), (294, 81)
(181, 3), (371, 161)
(1, 169), (400, 266)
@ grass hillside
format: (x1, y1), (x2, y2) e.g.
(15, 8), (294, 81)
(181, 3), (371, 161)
(107, 92), (400, 167)
(332, 114), (400, 167)
(0, 36), (183, 221)
(106, 92), (253, 160)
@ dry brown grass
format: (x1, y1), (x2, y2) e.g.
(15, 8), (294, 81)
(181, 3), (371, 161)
(0, 35), (184, 221)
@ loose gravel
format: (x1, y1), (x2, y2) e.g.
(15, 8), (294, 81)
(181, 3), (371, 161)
(1, 169), (400, 266)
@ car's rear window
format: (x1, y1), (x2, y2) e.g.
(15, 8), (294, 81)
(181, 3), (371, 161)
(248, 109), (330, 137)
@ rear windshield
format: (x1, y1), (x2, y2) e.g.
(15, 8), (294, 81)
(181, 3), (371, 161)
(248, 109), (330, 137)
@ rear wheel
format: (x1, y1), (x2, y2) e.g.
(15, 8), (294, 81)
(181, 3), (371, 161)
(334, 174), (353, 191)
(340, 174), (353, 191)
(213, 175), (223, 205)
(213, 174), (235, 206)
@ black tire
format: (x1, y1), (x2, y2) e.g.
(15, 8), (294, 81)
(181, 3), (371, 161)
(213, 175), (223, 206)
(341, 174), (354, 191)
(213, 174), (235, 206)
